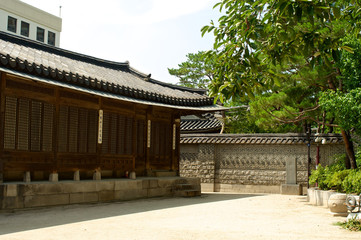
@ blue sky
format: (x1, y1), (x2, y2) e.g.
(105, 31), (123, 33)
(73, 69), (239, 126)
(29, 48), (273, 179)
(21, 0), (222, 84)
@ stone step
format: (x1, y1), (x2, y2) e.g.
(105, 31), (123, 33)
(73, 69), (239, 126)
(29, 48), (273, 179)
(175, 190), (201, 198)
(154, 171), (177, 177)
(174, 183), (193, 191)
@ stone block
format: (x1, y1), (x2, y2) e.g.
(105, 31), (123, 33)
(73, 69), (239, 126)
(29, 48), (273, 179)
(96, 181), (115, 192)
(129, 171), (136, 179)
(149, 179), (158, 189)
(61, 181), (97, 193)
(114, 179), (142, 191)
(93, 171), (101, 180)
(49, 173), (58, 182)
(142, 179), (150, 189)
(23, 171), (31, 183)
(281, 184), (302, 195)
(147, 187), (172, 197)
(99, 191), (115, 202)
(73, 171), (80, 181)
(1, 197), (24, 209)
(4, 184), (18, 197)
(201, 183), (214, 192)
(70, 192), (99, 204)
(286, 158), (297, 184)
(22, 182), (64, 196)
(24, 194), (69, 208)
(157, 178), (176, 188)
(154, 171), (177, 177)
(115, 189), (147, 201)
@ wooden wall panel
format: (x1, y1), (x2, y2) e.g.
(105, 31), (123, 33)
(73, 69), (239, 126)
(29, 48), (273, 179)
(1, 73), (180, 180)
(17, 98), (29, 151)
(87, 110), (97, 153)
(117, 115), (125, 154)
(42, 103), (54, 152)
(4, 96), (17, 149)
(30, 101), (42, 151)
(58, 106), (69, 152)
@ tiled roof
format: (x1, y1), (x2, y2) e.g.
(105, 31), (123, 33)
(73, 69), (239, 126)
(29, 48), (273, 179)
(180, 133), (344, 145)
(0, 32), (217, 108)
(181, 113), (222, 133)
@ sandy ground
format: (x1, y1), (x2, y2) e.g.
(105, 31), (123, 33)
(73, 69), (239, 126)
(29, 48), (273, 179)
(0, 193), (359, 240)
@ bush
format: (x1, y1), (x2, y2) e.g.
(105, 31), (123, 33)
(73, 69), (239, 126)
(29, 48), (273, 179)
(326, 169), (350, 192)
(337, 218), (361, 231)
(309, 152), (361, 194)
(342, 169), (361, 194)
(309, 165), (327, 190)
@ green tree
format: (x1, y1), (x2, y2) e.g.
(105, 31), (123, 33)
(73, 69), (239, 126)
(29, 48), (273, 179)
(320, 89), (361, 134)
(168, 51), (214, 89)
(202, 0), (361, 168)
(169, 51), (263, 133)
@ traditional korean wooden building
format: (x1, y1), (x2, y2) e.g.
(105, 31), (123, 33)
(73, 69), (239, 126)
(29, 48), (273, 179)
(0, 32), (225, 183)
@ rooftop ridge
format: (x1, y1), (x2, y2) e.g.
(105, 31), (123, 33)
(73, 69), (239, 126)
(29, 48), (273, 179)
(180, 133), (344, 145)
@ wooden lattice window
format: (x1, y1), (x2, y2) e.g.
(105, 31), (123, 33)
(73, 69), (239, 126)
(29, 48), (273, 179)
(136, 119), (145, 156)
(4, 96), (55, 152)
(102, 111), (133, 155)
(58, 105), (97, 153)
(150, 121), (171, 162)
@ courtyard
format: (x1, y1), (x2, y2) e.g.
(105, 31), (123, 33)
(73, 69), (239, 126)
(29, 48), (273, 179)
(0, 193), (359, 240)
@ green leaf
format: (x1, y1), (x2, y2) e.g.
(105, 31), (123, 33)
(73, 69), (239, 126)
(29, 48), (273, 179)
(333, 7), (341, 19)
(340, 45), (354, 53)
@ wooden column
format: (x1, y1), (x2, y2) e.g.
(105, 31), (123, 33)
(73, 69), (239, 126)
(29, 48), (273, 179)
(145, 107), (152, 175)
(132, 113), (136, 172)
(54, 87), (60, 172)
(0, 72), (6, 183)
(172, 118), (181, 174)
(96, 97), (103, 172)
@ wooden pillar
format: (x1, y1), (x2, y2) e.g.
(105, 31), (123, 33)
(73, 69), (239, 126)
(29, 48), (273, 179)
(0, 72), (6, 183)
(132, 114), (136, 171)
(172, 118), (181, 174)
(97, 97), (103, 173)
(54, 88), (60, 173)
(145, 107), (152, 175)
(0, 162), (3, 184)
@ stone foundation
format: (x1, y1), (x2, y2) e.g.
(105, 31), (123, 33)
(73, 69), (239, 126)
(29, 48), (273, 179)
(0, 177), (200, 210)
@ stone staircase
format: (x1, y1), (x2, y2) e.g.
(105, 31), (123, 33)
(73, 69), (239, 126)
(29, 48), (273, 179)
(173, 178), (201, 197)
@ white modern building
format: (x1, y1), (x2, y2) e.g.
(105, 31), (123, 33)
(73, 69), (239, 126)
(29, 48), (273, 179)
(0, 0), (62, 47)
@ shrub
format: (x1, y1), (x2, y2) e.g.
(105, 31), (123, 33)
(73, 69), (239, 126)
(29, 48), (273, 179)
(342, 169), (361, 194)
(326, 169), (350, 192)
(309, 151), (361, 193)
(309, 165), (328, 190)
(336, 218), (361, 231)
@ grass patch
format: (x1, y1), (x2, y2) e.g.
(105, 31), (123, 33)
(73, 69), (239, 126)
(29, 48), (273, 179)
(336, 218), (361, 231)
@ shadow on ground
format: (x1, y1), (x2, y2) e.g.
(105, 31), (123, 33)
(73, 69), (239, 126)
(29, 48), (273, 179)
(0, 193), (261, 235)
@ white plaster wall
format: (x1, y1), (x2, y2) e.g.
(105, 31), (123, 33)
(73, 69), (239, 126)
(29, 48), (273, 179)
(0, 1), (61, 47)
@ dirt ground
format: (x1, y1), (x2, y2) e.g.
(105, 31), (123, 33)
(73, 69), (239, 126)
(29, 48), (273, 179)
(0, 193), (359, 240)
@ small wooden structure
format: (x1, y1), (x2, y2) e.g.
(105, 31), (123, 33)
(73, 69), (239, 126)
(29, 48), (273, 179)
(0, 32), (225, 182)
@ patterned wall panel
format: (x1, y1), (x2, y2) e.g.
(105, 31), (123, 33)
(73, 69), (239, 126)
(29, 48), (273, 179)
(180, 141), (345, 187)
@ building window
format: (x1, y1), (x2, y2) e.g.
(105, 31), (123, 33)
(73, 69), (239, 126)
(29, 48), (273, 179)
(4, 96), (55, 152)
(7, 16), (17, 33)
(58, 105), (97, 153)
(21, 21), (30, 37)
(36, 27), (45, 42)
(48, 31), (56, 46)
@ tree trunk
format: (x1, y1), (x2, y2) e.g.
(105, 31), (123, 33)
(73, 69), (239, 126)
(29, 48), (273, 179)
(341, 130), (357, 169)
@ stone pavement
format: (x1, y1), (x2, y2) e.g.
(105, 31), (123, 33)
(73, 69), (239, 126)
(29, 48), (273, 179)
(0, 193), (359, 240)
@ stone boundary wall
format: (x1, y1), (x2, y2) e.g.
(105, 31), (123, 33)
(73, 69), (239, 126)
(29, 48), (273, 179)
(180, 134), (345, 193)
